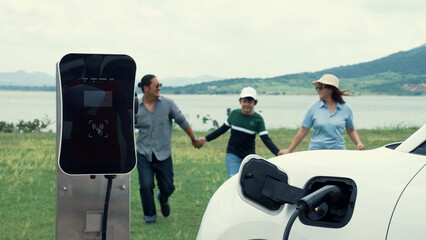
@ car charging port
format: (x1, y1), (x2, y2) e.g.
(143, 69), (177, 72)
(283, 179), (357, 240)
(283, 185), (342, 240)
(299, 176), (357, 228)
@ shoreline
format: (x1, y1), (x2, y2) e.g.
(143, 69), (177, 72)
(0, 88), (425, 97)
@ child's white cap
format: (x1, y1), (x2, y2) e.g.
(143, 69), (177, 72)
(240, 87), (257, 100)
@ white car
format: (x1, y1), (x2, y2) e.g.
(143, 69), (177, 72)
(197, 125), (426, 240)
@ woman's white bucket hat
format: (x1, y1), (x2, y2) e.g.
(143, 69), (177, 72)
(312, 74), (340, 89)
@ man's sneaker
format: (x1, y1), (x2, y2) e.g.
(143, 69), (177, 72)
(156, 192), (170, 217)
(144, 215), (157, 224)
(145, 220), (156, 225)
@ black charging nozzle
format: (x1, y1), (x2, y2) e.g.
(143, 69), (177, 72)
(283, 185), (341, 240)
(297, 185), (341, 214)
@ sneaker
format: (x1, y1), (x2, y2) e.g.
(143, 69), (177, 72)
(144, 215), (157, 224)
(156, 192), (170, 217)
(145, 220), (156, 225)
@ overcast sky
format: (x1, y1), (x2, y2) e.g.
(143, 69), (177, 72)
(0, 0), (425, 79)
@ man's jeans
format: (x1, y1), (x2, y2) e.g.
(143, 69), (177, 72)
(137, 152), (175, 222)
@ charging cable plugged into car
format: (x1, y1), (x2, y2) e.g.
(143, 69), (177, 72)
(283, 185), (341, 240)
(240, 158), (357, 240)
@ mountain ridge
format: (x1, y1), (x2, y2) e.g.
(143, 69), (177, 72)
(1, 44), (425, 95)
(316, 43), (426, 77)
(0, 70), (55, 86)
(162, 75), (221, 87)
(160, 43), (426, 96)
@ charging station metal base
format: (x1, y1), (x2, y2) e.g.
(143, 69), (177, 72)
(56, 169), (130, 240)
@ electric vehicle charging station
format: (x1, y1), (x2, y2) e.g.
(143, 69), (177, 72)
(56, 54), (137, 240)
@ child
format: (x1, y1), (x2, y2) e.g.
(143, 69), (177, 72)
(199, 87), (281, 178)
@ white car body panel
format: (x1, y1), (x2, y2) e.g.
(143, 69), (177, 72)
(387, 166), (426, 239)
(197, 125), (426, 240)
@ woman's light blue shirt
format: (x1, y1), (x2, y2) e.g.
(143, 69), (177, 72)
(301, 100), (355, 150)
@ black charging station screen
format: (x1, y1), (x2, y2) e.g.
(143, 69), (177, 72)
(59, 54), (136, 175)
(84, 90), (113, 107)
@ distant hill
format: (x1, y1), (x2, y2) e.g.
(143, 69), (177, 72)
(317, 44), (426, 77)
(1, 44), (425, 95)
(0, 71), (54, 87)
(162, 75), (221, 87)
(161, 44), (426, 96)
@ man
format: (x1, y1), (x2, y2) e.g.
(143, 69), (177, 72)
(135, 74), (202, 224)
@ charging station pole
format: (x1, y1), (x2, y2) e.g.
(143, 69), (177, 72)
(55, 54), (137, 240)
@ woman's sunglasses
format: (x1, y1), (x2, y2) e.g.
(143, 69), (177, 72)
(153, 83), (162, 88)
(315, 85), (331, 91)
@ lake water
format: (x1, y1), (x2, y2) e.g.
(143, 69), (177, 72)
(0, 91), (425, 132)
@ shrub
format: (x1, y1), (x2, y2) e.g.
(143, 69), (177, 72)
(0, 115), (53, 133)
(0, 121), (14, 133)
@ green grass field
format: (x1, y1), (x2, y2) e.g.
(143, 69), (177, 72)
(0, 127), (420, 239)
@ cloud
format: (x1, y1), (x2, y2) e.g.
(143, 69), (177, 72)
(0, 0), (425, 78)
(356, 0), (426, 13)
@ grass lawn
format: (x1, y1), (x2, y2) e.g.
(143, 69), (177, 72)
(0, 126), (419, 239)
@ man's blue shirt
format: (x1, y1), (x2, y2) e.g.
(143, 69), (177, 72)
(135, 95), (189, 162)
(301, 100), (355, 150)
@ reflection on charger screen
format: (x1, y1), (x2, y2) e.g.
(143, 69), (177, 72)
(84, 90), (113, 107)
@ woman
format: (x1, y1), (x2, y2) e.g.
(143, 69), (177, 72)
(279, 74), (365, 155)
